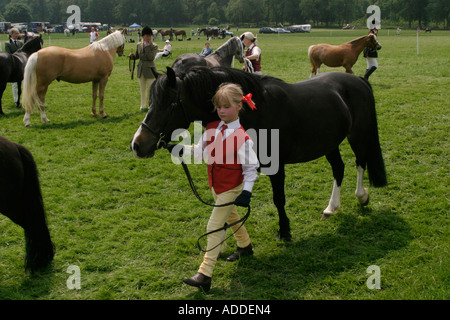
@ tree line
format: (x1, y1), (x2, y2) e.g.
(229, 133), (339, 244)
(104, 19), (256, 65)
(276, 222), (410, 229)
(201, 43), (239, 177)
(0, 0), (449, 29)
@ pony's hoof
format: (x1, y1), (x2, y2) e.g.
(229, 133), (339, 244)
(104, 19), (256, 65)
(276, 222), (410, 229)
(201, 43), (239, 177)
(277, 231), (292, 242)
(101, 114), (108, 119)
(356, 188), (370, 206)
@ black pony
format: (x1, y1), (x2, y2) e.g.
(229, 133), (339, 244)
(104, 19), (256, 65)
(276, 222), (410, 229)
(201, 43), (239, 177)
(0, 36), (43, 115)
(131, 67), (387, 241)
(0, 135), (54, 271)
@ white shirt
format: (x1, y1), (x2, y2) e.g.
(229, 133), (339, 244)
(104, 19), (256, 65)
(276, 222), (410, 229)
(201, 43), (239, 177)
(247, 43), (261, 59)
(185, 119), (259, 192)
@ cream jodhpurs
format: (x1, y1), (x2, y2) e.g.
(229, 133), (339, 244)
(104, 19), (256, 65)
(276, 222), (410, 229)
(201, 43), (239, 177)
(139, 76), (155, 110)
(198, 184), (251, 277)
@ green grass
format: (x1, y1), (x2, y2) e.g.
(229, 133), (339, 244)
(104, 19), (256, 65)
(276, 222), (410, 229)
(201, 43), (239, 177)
(0, 29), (448, 300)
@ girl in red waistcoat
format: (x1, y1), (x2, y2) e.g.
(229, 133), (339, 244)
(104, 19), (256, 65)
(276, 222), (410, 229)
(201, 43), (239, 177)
(240, 32), (262, 75)
(179, 83), (259, 291)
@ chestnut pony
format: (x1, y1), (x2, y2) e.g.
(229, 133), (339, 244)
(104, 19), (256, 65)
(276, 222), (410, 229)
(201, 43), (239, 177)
(21, 30), (125, 127)
(308, 34), (381, 77)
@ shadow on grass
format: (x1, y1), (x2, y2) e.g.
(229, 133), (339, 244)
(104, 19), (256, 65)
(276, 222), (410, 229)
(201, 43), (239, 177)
(189, 208), (411, 299)
(0, 265), (55, 299)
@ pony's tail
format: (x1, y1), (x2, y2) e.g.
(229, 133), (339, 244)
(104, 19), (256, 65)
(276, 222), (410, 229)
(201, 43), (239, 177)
(17, 143), (54, 272)
(22, 52), (43, 114)
(363, 78), (388, 188)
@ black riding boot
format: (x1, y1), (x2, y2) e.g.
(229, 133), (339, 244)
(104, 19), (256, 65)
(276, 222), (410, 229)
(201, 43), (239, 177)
(364, 66), (377, 80)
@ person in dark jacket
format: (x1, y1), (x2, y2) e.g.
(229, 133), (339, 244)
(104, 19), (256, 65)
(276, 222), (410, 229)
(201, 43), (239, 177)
(129, 26), (158, 110)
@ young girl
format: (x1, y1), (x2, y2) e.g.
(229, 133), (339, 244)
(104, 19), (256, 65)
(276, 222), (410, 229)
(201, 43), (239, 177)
(129, 26), (159, 110)
(178, 83), (259, 291)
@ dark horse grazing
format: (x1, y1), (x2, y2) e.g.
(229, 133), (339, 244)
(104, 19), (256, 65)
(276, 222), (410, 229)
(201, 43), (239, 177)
(0, 136), (54, 271)
(171, 36), (244, 77)
(200, 27), (220, 39)
(0, 36), (43, 115)
(130, 67), (387, 241)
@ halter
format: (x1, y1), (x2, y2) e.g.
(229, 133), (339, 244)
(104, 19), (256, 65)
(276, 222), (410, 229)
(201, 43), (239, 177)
(140, 78), (190, 150)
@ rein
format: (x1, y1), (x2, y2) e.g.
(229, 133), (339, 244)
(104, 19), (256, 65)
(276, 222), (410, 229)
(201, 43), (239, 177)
(169, 150), (251, 253)
(129, 56), (136, 80)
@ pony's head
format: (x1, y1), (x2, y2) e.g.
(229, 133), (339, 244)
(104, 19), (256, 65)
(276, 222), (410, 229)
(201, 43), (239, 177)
(367, 33), (382, 51)
(131, 67), (191, 158)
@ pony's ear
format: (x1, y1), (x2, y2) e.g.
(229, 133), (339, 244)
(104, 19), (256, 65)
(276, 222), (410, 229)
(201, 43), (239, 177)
(151, 67), (160, 80)
(166, 67), (177, 88)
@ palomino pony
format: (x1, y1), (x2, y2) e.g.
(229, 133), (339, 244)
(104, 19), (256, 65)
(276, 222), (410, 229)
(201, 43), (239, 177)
(21, 30), (125, 127)
(308, 33), (381, 77)
(171, 36), (245, 77)
(0, 135), (54, 271)
(0, 36), (43, 115)
(130, 67), (387, 241)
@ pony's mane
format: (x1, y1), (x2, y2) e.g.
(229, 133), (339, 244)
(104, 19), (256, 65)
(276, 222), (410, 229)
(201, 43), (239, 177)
(349, 34), (372, 44)
(89, 30), (124, 51)
(182, 66), (281, 111)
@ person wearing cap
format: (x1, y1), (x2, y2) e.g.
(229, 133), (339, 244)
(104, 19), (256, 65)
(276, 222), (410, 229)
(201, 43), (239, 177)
(129, 26), (159, 111)
(5, 28), (24, 107)
(240, 32), (262, 75)
(155, 39), (172, 59)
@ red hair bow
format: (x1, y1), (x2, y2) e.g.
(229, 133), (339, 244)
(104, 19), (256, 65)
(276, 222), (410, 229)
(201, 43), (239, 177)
(242, 93), (257, 111)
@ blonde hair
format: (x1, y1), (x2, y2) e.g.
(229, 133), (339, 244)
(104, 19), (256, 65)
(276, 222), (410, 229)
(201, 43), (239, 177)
(213, 83), (243, 110)
(240, 32), (257, 44)
(9, 28), (19, 36)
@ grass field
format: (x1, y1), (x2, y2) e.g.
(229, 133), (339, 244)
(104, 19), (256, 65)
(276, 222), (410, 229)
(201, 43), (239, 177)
(0, 28), (448, 301)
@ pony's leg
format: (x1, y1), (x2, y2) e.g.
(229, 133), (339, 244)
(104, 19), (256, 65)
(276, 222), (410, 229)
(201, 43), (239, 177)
(321, 149), (345, 220)
(92, 81), (99, 116)
(37, 85), (50, 124)
(0, 82), (6, 115)
(98, 78), (109, 118)
(16, 81), (22, 108)
(355, 165), (369, 205)
(39, 104), (50, 124)
(269, 165), (291, 241)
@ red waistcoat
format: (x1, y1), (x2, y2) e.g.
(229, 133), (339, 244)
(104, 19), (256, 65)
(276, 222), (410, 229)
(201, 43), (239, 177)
(205, 121), (250, 194)
(246, 45), (261, 72)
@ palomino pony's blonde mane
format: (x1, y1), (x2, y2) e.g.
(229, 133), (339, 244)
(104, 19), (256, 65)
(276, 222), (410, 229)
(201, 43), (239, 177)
(88, 30), (124, 51)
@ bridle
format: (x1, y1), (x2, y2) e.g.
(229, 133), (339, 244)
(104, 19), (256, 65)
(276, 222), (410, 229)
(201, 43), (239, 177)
(140, 78), (190, 150)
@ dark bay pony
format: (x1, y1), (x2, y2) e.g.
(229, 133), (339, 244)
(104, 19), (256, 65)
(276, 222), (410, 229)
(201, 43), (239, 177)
(21, 30), (125, 127)
(158, 29), (172, 41)
(308, 33), (381, 76)
(0, 36), (43, 115)
(0, 135), (54, 271)
(130, 66), (387, 241)
(171, 36), (244, 77)
(173, 29), (187, 40)
(200, 27), (220, 39)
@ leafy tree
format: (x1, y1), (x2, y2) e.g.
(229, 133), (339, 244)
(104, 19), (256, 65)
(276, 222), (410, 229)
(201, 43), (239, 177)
(4, 2), (32, 22)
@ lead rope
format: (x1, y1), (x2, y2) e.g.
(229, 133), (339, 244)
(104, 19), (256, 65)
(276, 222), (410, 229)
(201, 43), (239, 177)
(170, 150), (250, 252)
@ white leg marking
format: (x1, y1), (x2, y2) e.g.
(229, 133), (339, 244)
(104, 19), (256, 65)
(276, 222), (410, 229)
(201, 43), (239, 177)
(355, 165), (369, 205)
(321, 180), (341, 220)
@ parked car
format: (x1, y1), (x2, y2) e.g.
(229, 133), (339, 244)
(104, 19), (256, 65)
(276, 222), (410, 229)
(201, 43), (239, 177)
(274, 28), (291, 33)
(259, 27), (276, 34)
